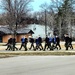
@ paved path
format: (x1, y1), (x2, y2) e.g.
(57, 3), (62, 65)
(0, 56), (75, 75)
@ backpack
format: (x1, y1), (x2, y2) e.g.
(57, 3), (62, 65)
(49, 37), (53, 43)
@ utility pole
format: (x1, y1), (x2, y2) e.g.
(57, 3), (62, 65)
(12, 21), (18, 51)
(45, 9), (47, 36)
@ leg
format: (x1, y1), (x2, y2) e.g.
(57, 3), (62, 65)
(65, 43), (68, 50)
(58, 44), (61, 50)
(44, 43), (47, 51)
(24, 43), (27, 51)
(19, 43), (23, 50)
(40, 43), (43, 50)
(32, 43), (35, 50)
(70, 44), (73, 49)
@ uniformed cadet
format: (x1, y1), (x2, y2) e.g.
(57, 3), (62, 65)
(56, 36), (61, 50)
(24, 36), (28, 51)
(44, 35), (49, 51)
(35, 36), (41, 50)
(19, 36), (25, 50)
(51, 36), (58, 50)
(12, 37), (18, 51)
(38, 35), (43, 50)
(64, 34), (69, 50)
(5, 37), (12, 50)
(29, 36), (35, 50)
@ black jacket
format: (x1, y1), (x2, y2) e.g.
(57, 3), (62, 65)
(29, 38), (34, 43)
(45, 37), (49, 43)
(38, 37), (42, 43)
(64, 36), (69, 43)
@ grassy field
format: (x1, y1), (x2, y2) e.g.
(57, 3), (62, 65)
(0, 51), (75, 58)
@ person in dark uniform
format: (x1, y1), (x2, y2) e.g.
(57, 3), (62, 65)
(49, 36), (53, 50)
(19, 36), (25, 50)
(5, 37), (12, 50)
(68, 36), (73, 50)
(38, 35), (43, 50)
(64, 34), (69, 50)
(44, 35), (49, 51)
(56, 36), (61, 50)
(12, 37), (18, 51)
(35, 36), (41, 50)
(24, 36), (28, 51)
(29, 36), (35, 50)
(51, 36), (58, 50)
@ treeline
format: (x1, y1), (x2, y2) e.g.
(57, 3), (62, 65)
(0, 0), (75, 38)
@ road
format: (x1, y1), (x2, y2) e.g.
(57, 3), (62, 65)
(0, 56), (75, 75)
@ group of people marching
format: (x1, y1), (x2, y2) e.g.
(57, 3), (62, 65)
(19, 35), (43, 51)
(5, 34), (73, 51)
(44, 35), (61, 51)
(18, 35), (61, 51)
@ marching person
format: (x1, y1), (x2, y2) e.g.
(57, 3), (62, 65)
(24, 36), (28, 51)
(49, 36), (53, 50)
(5, 37), (12, 50)
(29, 36), (35, 50)
(19, 36), (25, 50)
(51, 36), (58, 50)
(12, 37), (18, 51)
(64, 34), (69, 50)
(38, 35), (43, 50)
(44, 35), (49, 51)
(35, 36), (41, 50)
(56, 35), (61, 50)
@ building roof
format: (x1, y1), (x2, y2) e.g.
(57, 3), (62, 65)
(0, 26), (34, 35)
(0, 27), (13, 34)
(17, 28), (34, 34)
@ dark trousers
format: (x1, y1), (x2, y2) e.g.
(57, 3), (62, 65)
(65, 42), (69, 50)
(39, 43), (43, 50)
(12, 44), (18, 51)
(51, 43), (58, 50)
(29, 43), (34, 50)
(68, 43), (73, 49)
(56, 43), (61, 50)
(6, 44), (12, 50)
(35, 44), (41, 50)
(44, 43), (49, 51)
(19, 43), (25, 50)
(25, 43), (27, 51)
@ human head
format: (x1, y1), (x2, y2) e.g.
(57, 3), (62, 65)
(29, 36), (32, 38)
(56, 35), (58, 38)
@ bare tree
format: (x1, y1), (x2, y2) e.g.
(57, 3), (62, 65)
(1, 0), (33, 51)
(2, 0), (33, 30)
(47, 0), (75, 38)
(38, 0), (75, 38)
(59, 0), (75, 37)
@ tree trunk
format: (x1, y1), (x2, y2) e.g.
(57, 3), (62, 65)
(68, 17), (72, 37)
(58, 17), (62, 39)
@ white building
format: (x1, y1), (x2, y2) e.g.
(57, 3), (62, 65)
(27, 24), (53, 38)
